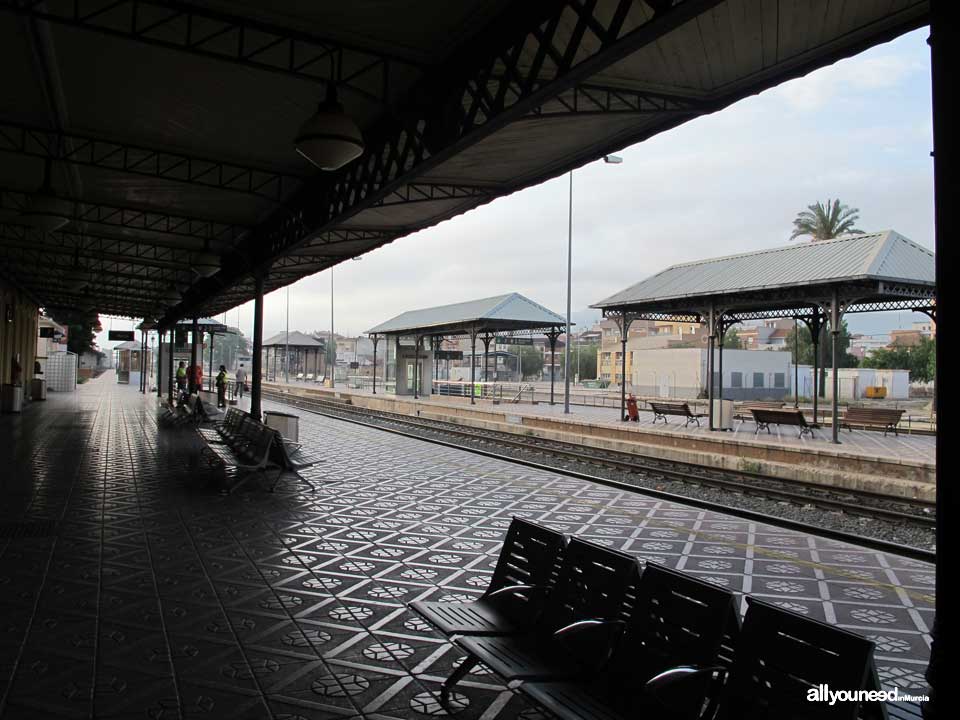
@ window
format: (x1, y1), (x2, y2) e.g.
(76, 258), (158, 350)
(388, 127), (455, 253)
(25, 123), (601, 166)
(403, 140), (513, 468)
(731, 372), (743, 388)
(752, 372), (764, 388)
(774, 373), (785, 388)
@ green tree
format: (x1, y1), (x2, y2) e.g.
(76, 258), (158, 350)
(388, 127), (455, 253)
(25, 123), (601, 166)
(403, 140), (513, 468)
(863, 337), (935, 383)
(211, 328), (250, 370)
(790, 199), (864, 242)
(721, 326), (743, 349)
(512, 345), (543, 380)
(575, 342), (599, 380)
(49, 310), (102, 355)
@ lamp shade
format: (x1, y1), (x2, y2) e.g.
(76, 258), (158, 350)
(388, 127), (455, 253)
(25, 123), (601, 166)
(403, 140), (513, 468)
(19, 192), (71, 231)
(294, 90), (364, 171)
(191, 251), (221, 278)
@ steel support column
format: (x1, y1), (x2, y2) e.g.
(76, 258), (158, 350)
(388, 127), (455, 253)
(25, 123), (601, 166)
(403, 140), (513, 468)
(546, 329), (561, 406)
(614, 313), (634, 421)
(371, 335), (379, 394)
(469, 329), (478, 405)
(208, 331), (215, 393)
(167, 328), (174, 404)
(250, 274), (265, 420)
(706, 305), (716, 431)
(801, 308), (825, 426)
(481, 334), (492, 383)
(189, 318), (199, 394)
(830, 290), (842, 444)
(927, 5), (952, 714)
(157, 329), (163, 397)
(413, 335), (422, 400)
(793, 318), (800, 408)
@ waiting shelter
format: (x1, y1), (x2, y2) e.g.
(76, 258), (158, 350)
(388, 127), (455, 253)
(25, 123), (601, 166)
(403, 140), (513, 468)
(261, 330), (326, 382)
(366, 293), (566, 402)
(593, 231), (936, 441)
(158, 317), (231, 395)
(113, 339), (150, 386)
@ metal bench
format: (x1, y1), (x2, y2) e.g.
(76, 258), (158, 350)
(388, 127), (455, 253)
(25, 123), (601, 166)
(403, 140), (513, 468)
(410, 517), (566, 637)
(517, 562), (740, 720)
(198, 416), (281, 494)
(751, 407), (817, 439)
(733, 400), (785, 421)
(440, 537), (640, 704)
(646, 596), (888, 720)
(842, 407), (905, 436)
(649, 400), (707, 427)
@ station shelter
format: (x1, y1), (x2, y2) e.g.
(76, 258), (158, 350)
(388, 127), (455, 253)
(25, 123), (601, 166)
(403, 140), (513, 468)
(261, 331), (326, 383)
(158, 317), (231, 395)
(593, 230), (936, 440)
(366, 292), (567, 401)
(113, 339), (151, 386)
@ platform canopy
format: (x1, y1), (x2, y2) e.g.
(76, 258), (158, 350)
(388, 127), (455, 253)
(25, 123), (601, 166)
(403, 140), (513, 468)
(262, 331), (324, 349)
(593, 230), (936, 323)
(367, 292), (566, 338)
(175, 317), (230, 334)
(0, 1), (930, 326)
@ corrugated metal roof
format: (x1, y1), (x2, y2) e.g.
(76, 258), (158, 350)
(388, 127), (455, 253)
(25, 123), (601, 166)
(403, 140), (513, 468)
(593, 231), (934, 308)
(262, 330), (323, 347)
(367, 292), (566, 335)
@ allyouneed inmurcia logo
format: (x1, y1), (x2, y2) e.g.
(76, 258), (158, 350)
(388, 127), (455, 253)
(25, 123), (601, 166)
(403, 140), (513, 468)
(807, 685), (929, 705)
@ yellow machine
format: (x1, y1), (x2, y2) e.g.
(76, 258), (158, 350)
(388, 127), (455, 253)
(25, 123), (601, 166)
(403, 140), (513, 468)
(865, 386), (888, 399)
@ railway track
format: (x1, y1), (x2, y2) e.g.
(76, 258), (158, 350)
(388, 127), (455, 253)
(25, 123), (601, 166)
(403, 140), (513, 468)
(261, 389), (935, 559)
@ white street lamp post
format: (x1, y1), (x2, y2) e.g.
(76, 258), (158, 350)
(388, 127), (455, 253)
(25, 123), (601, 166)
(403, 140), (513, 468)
(564, 154), (622, 414)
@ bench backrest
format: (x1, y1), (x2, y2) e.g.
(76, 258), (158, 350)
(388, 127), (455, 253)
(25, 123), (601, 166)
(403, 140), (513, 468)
(537, 538), (639, 636)
(603, 563), (739, 714)
(752, 408), (807, 426)
(845, 407), (904, 423)
(488, 518), (567, 598)
(719, 598), (879, 720)
(235, 421), (274, 465)
(650, 401), (691, 414)
(736, 401), (784, 409)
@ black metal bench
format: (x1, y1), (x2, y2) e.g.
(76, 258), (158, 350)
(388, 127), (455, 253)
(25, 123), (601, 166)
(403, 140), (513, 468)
(517, 562), (740, 720)
(649, 401), (707, 427)
(440, 537), (640, 704)
(198, 415), (281, 493)
(752, 407), (818, 439)
(734, 400), (785, 421)
(646, 596), (888, 720)
(843, 407), (905, 436)
(410, 517), (566, 636)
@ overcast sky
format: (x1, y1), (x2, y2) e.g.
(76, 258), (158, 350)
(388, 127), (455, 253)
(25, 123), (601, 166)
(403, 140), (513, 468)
(98, 27), (933, 349)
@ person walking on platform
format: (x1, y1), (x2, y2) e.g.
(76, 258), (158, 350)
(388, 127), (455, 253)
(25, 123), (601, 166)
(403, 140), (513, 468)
(235, 363), (247, 399)
(215, 365), (228, 408)
(192, 364), (203, 394)
(175, 361), (187, 394)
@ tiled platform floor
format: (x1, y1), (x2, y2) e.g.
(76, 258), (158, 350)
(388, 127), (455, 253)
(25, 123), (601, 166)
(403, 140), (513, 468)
(275, 381), (935, 466)
(0, 375), (934, 718)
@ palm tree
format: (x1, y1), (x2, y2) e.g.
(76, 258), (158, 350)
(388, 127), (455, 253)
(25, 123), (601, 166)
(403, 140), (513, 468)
(790, 199), (863, 242)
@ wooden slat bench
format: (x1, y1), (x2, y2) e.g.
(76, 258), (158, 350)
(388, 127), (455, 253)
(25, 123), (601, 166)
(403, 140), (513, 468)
(734, 400), (785, 421)
(751, 408), (818, 439)
(842, 407), (906, 436)
(649, 401), (707, 427)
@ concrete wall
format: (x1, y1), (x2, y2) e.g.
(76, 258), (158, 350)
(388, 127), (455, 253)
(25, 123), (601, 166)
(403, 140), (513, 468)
(630, 348), (793, 400)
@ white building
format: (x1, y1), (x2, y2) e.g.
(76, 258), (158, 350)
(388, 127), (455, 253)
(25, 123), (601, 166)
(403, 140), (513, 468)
(630, 348), (792, 400)
(795, 366), (909, 400)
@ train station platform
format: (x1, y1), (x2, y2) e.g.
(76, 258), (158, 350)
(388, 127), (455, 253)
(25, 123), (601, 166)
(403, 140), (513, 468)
(263, 381), (937, 502)
(1, 374), (932, 719)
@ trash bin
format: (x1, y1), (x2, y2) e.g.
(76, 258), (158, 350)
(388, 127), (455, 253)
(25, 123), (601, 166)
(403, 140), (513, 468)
(263, 411), (299, 443)
(1, 384), (23, 413)
(711, 399), (734, 430)
(31, 378), (47, 401)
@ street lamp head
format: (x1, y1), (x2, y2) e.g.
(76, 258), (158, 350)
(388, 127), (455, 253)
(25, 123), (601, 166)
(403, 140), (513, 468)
(603, 154), (623, 164)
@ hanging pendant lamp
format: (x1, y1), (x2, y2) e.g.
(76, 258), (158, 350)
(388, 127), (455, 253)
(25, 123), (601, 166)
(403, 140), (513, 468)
(20, 159), (71, 231)
(294, 84), (364, 171)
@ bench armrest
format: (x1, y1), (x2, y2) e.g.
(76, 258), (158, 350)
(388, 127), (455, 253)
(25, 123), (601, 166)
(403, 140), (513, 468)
(552, 619), (626, 673)
(484, 584), (547, 620)
(644, 665), (726, 720)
